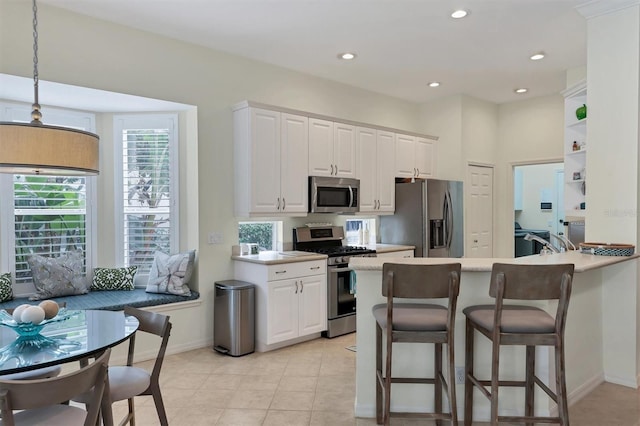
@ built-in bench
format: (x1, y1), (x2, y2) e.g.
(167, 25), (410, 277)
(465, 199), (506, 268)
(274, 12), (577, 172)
(0, 288), (200, 312)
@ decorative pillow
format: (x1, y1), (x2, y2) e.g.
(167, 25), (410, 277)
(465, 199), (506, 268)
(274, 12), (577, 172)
(91, 266), (138, 291)
(27, 251), (89, 301)
(146, 250), (195, 296)
(0, 272), (13, 303)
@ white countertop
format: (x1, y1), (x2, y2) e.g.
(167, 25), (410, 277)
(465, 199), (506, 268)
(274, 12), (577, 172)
(372, 244), (415, 253)
(231, 251), (327, 265)
(349, 251), (639, 273)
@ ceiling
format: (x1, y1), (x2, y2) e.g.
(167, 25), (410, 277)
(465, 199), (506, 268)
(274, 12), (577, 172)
(40, 0), (587, 105)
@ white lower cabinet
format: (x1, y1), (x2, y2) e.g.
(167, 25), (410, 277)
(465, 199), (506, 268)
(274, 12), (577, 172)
(234, 259), (327, 351)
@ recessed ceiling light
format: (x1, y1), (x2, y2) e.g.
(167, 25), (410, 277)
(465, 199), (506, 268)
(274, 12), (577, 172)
(338, 52), (356, 60)
(530, 52), (545, 61)
(514, 88), (528, 94)
(451, 9), (468, 19)
(428, 82), (440, 88)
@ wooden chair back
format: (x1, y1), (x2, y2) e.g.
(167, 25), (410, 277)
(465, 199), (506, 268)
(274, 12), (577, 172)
(123, 306), (172, 383)
(489, 263), (574, 301)
(382, 262), (461, 299)
(0, 348), (110, 426)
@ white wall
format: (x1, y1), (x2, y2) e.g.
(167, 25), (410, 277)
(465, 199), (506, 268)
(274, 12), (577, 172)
(418, 95), (464, 180)
(420, 93), (563, 257)
(515, 163), (563, 230)
(0, 2), (424, 350)
(496, 94), (565, 256)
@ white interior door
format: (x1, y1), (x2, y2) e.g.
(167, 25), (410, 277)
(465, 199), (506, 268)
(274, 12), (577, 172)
(466, 164), (494, 257)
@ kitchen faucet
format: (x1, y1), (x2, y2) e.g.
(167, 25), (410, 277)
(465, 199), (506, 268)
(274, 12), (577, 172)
(524, 233), (560, 254)
(549, 233), (577, 252)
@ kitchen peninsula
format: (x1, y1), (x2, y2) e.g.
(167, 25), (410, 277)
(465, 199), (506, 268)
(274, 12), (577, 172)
(350, 252), (640, 421)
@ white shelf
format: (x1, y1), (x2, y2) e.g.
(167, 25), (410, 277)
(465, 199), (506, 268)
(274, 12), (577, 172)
(563, 79), (587, 227)
(567, 118), (587, 128)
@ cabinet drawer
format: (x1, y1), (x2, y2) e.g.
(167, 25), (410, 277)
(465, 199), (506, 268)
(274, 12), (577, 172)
(267, 260), (326, 281)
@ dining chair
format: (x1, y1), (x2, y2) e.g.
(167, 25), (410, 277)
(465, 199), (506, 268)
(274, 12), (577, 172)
(463, 263), (574, 426)
(0, 347), (110, 426)
(373, 262), (461, 425)
(75, 306), (172, 426)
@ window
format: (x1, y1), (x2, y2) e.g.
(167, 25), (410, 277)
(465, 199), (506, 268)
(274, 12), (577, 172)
(345, 218), (376, 246)
(238, 221), (281, 252)
(114, 115), (178, 276)
(0, 102), (96, 296)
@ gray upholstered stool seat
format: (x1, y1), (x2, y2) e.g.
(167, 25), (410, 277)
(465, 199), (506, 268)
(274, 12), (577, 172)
(462, 305), (555, 334)
(372, 303), (447, 331)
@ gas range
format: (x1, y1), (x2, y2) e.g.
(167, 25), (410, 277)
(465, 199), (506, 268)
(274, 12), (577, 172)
(292, 226), (376, 265)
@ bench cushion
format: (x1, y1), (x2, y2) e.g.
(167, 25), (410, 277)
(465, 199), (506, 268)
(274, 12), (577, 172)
(0, 288), (200, 312)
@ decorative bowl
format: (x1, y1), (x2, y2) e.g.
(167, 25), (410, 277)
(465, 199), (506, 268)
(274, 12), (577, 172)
(0, 308), (77, 337)
(579, 242), (635, 256)
(576, 104), (587, 120)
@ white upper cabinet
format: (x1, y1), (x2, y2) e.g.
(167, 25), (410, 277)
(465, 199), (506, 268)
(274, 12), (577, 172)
(395, 133), (436, 179)
(309, 118), (356, 178)
(358, 127), (395, 213)
(234, 106), (308, 216)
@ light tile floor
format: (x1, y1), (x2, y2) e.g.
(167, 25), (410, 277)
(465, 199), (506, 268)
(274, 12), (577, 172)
(105, 333), (640, 425)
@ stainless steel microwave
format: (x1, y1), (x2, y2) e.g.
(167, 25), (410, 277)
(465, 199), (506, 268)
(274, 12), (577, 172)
(309, 176), (360, 214)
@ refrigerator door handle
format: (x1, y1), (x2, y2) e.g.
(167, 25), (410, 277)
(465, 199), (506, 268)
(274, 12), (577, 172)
(445, 190), (454, 250)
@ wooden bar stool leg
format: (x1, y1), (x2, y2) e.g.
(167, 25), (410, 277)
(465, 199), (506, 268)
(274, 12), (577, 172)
(384, 326), (393, 426)
(525, 345), (535, 426)
(555, 344), (569, 426)
(447, 340), (458, 425)
(376, 324), (383, 425)
(435, 343), (443, 426)
(490, 338), (500, 426)
(464, 319), (474, 426)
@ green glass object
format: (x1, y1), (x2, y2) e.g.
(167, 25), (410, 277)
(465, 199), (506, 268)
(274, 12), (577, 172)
(576, 104), (587, 120)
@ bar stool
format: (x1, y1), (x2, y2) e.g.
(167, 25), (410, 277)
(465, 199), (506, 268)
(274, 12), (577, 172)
(373, 262), (461, 426)
(463, 263), (574, 426)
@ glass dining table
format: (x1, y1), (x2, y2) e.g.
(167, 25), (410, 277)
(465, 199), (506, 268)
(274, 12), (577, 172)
(0, 309), (139, 375)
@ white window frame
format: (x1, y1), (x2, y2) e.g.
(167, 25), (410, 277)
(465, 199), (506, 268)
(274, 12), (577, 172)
(0, 101), (97, 297)
(238, 221), (282, 252)
(113, 114), (179, 285)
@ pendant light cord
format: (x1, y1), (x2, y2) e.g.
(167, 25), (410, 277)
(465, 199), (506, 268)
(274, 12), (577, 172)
(31, 0), (42, 125)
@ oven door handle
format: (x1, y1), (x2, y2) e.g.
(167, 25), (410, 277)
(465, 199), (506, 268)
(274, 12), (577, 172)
(329, 266), (352, 273)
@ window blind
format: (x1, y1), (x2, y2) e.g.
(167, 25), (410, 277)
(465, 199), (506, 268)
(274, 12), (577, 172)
(13, 175), (87, 285)
(121, 128), (172, 274)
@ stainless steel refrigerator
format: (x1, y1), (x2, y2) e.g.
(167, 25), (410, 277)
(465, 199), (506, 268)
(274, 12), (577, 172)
(380, 179), (464, 257)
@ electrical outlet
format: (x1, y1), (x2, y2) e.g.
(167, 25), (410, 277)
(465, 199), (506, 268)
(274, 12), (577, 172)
(208, 231), (223, 244)
(455, 366), (465, 384)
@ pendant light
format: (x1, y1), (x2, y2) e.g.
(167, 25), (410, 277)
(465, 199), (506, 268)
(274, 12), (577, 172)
(0, 0), (99, 176)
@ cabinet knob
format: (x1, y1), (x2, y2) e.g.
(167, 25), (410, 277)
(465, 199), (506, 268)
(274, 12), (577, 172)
(282, 198), (286, 210)
(473, 239), (478, 243)
(330, 164), (335, 175)
(414, 168), (417, 177)
(300, 281), (304, 293)
(275, 270), (287, 274)
(294, 281), (298, 294)
(310, 266), (320, 270)
(416, 168), (420, 176)
(276, 197), (280, 210)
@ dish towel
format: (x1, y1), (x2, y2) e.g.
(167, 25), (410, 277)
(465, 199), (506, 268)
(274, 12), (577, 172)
(349, 270), (357, 295)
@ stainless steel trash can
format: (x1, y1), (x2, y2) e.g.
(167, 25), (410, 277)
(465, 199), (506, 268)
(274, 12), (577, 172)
(214, 280), (255, 356)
